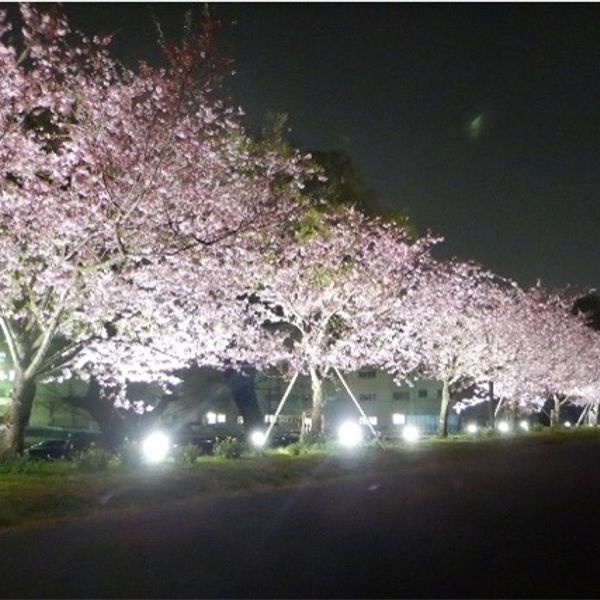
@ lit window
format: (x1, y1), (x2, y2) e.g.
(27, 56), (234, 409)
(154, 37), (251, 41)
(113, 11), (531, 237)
(418, 389), (428, 398)
(217, 413), (226, 423)
(206, 412), (217, 425)
(0, 371), (6, 382)
(392, 413), (406, 425)
(359, 416), (377, 426)
(237, 416), (244, 425)
(358, 369), (376, 379)
(264, 414), (276, 424)
(359, 393), (376, 402)
(393, 390), (410, 400)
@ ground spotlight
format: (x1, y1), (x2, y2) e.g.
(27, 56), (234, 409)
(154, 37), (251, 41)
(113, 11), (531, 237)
(466, 423), (478, 435)
(519, 420), (530, 432)
(338, 421), (363, 448)
(402, 425), (420, 443)
(497, 420), (511, 434)
(250, 430), (267, 447)
(142, 431), (170, 463)
(564, 421), (572, 428)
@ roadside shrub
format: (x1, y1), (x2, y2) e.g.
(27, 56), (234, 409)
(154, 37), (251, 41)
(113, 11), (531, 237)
(284, 442), (304, 456)
(76, 446), (113, 472)
(117, 439), (143, 469)
(172, 444), (201, 465)
(0, 455), (44, 475)
(285, 431), (329, 456)
(214, 436), (245, 459)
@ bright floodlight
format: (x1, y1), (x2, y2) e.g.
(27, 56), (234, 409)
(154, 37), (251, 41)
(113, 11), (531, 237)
(519, 420), (530, 432)
(338, 421), (363, 448)
(142, 431), (170, 463)
(466, 423), (478, 435)
(402, 425), (420, 443)
(497, 420), (510, 434)
(250, 430), (266, 447)
(564, 421), (572, 428)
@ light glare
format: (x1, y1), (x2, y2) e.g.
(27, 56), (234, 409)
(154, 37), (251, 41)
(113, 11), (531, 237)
(466, 423), (478, 434)
(250, 430), (266, 447)
(142, 431), (170, 463)
(564, 421), (572, 428)
(519, 420), (530, 432)
(403, 425), (420, 443)
(497, 420), (510, 433)
(338, 421), (363, 448)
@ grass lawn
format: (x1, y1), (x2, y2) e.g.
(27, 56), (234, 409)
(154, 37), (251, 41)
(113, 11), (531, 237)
(1, 427), (599, 529)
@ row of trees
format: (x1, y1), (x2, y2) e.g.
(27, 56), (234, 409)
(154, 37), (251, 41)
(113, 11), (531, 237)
(1, 6), (598, 456)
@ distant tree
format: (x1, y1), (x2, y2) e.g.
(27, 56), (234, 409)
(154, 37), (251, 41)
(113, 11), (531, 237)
(308, 149), (413, 232)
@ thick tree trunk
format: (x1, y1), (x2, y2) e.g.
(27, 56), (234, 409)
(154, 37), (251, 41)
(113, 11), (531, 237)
(550, 395), (561, 427)
(309, 367), (324, 435)
(0, 373), (36, 457)
(69, 378), (128, 448)
(438, 378), (450, 438)
(223, 367), (263, 436)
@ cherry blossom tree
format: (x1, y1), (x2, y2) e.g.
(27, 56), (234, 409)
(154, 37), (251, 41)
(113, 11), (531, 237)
(0, 5), (313, 456)
(451, 284), (599, 428)
(231, 207), (436, 434)
(387, 260), (522, 437)
(483, 286), (590, 425)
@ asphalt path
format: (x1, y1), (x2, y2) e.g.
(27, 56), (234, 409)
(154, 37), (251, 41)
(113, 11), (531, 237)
(2, 440), (600, 598)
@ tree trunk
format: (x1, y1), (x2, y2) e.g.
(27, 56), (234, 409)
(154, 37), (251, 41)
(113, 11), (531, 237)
(488, 381), (495, 430)
(438, 378), (450, 438)
(223, 367), (263, 436)
(309, 367), (324, 435)
(68, 378), (128, 448)
(0, 373), (36, 457)
(550, 395), (561, 427)
(508, 399), (518, 428)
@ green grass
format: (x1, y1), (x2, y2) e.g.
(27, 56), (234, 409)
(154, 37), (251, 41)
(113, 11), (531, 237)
(1, 427), (599, 529)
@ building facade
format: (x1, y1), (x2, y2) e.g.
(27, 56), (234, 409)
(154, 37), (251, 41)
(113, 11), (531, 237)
(254, 368), (460, 436)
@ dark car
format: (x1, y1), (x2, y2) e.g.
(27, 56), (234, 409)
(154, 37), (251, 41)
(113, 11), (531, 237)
(271, 430), (301, 448)
(172, 423), (220, 455)
(26, 439), (77, 461)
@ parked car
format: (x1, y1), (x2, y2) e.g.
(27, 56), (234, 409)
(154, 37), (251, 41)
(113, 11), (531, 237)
(26, 432), (96, 461)
(26, 439), (77, 461)
(171, 423), (235, 455)
(271, 430), (301, 448)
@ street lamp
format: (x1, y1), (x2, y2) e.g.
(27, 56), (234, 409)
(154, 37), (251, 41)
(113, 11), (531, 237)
(338, 421), (363, 448)
(497, 420), (511, 434)
(402, 425), (420, 443)
(142, 431), (171, 463)
(250, 430), (267, 447)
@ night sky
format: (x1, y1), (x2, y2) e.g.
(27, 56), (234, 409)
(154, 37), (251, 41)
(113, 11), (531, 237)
(61, 2), (600, 292)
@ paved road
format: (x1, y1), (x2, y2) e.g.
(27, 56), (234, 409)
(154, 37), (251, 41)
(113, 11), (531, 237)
(2, 440), (600, 598)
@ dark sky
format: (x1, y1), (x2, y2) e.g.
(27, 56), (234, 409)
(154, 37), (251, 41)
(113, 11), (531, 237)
(61, 2), (600, 292)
